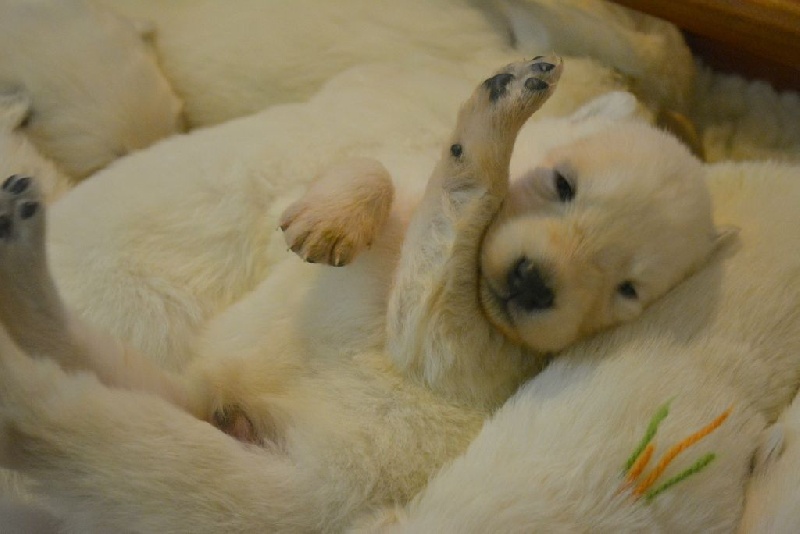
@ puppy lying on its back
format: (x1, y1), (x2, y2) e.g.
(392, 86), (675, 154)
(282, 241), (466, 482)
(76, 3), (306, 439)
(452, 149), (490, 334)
(0, 59), (724, 532)
(354, 160), (800, 533)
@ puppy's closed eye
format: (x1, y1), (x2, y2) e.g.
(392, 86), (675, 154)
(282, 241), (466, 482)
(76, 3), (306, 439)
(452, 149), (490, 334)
(617, 281), (638, 299)
(554, 171), (575, 202)
(18, 107), (34, 129)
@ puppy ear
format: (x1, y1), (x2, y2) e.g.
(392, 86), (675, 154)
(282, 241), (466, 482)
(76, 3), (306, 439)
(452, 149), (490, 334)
(569, 91), (645, 123)
(657, 109), (705, 161)
(752, 424), (786, 475)
(0, 88), (33, 131)
(711, 225), (740, 252)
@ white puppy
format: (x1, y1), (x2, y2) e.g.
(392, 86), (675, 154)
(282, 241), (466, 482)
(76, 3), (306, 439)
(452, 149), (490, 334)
(0, 58), (721, 532)
(0, 0), (183, 179)
(98, 0), (693, 127)
(354, 162), (800, 533)
(44, 56), (630, 372)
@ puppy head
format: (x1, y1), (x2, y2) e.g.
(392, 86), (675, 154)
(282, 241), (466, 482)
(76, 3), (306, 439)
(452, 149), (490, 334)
(480, 121), (722, 353)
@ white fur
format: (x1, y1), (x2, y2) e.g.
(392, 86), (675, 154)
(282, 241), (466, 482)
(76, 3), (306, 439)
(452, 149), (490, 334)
(0, 92), (71, 204)
(46, 57), (627, 371)
(96, 0), (512, 127)
(0, 59), (720, 532)
(97, 0), (681, 127)
(0, 0), (183, 179)
(0, 497), (60, 534)
(356, 162), (800, 533)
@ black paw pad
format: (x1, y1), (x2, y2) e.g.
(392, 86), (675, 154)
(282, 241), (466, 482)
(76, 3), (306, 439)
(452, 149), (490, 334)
(525, 78), (549, 92)
(1, 175), (16, 190)
(0, 215), (10, 239)
(2, 175), (31, 195)
(484, 73), (515, 102)
(19, 201), (38, 220)
(450, 143), (463, 158)
(531, 62), (555, 73)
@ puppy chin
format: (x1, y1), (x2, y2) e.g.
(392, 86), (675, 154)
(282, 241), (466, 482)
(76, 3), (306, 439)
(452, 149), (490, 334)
(479, 282), (574, 354)
(514, 319), (578, 354)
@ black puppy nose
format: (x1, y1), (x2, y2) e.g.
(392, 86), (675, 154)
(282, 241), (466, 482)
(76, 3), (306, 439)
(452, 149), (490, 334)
(507, 258), (555, 311)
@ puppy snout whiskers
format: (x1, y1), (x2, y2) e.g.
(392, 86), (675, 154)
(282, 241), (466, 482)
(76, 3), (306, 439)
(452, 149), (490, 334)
(507, 258), (555, 311)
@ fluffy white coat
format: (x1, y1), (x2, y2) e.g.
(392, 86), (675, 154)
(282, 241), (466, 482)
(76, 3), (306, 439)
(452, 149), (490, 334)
(98, 0), (691, 127)
(0, 0), (183, 179)
(0, 60), (721, 533)
(355, 162), (800, 533)
(46, 57), (628, 371)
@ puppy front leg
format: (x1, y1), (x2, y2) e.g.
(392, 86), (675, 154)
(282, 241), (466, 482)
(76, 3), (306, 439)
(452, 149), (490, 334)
(387, 57), (562, 408)
(280, 158), (394, 266)
(0, 175), (189, 408)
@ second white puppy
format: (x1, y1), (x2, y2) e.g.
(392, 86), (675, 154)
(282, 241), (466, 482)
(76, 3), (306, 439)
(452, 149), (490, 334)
(0, 0), (183, 179)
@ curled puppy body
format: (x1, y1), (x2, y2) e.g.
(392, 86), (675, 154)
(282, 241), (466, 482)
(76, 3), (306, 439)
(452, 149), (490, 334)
(0, 59), (722, 532)
(0, 0), (183, 180)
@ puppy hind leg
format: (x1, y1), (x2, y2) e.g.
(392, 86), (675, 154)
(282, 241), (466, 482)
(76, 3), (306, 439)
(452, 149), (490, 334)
(0, 342), (317, 533)
(279, 158), (394, 266)
(0, 175), (190, 409)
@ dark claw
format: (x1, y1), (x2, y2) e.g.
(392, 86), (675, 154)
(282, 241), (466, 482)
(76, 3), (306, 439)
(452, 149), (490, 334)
(484, 73), (515, 102)
(525, 78), (549, 92)
(450, 143), (463, 158)
(531, 62), (555, 73)
(0, 215), (11, 239)
(533, 55), (544, 60)
(290, 231), (310, 254)
(19, 201), (38, 220)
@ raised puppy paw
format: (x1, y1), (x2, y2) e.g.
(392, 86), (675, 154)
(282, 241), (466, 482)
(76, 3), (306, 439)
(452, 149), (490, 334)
(0, 175), (46, 304)
(447, 55), (562, 195)
(0, 174), (43, 256)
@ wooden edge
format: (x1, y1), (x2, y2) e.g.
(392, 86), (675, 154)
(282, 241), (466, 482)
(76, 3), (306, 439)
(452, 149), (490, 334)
(607, 0), (800, 91)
